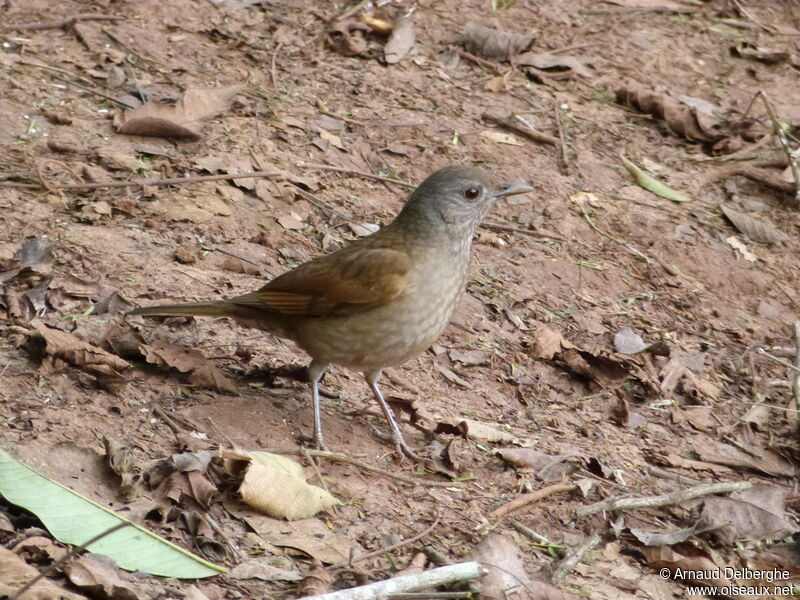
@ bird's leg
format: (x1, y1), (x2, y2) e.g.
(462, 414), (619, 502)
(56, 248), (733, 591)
(308, 361), (330, 451)
(365, 370), (426, 461)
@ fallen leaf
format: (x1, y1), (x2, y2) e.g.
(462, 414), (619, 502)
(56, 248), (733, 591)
(64, 554), (141, 600)
(516, 51), (593, 79)
(614, 326), (648, 354)
(0, 547), (84, 600)
(497, 448), (579, 481)
(237, 452), (339, 520)
(459, 22), (533, 61)
(384, 11), (415, 64)
(721, 205), (789, 243)
(437, 417), (516, 443)
(229, 558), (303, 582)
(733, 41), (790, 64)
(481, 130), (523, 146)
(606, 0), (698, 10)
(694, 484), (798, 544)
(117, 86), (242, 140)
(140, 340), (236, 393)
(725, 236), (757, 262)
(26, 323), (131, 392)
(694, 440), (795, 477)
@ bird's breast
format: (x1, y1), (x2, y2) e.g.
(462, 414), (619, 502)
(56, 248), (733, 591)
(292, 250), (470, 371)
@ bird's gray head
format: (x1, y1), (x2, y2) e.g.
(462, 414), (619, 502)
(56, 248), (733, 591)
(396, 165), (533, 245)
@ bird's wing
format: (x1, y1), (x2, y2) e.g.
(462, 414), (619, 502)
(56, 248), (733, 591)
(228, 242), (412, 317)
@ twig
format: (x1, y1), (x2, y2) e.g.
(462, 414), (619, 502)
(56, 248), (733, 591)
(487, 482), (578, 520)
(793, 321), (800, 416)
(756, 347), (800, 374)
(1, 13), (125, 31)
(454, 48), (503, 75)
(289, 184), (352, 222)
(508, 520), (556, 545)
(9, 522), (129, 600)
(701, 164), (795, 196)
(297, 162), (414, 187)
(271, 42), (282, 88)
(755, 91), (800, 205)
(481, 112), (560, 147)
(296, 561), (484, 600)
(316, 100), (367, 127)
(0, 170), (284, 191)
(263, 447), (463, 488)
(482, 220), (565, 241)
(333, 512), (441, 569)
(575, 481), (752, 518)
(387, 593), (473, 599)
(731, 0), (777, 33)
(553, 104), (571, 174)
(551, 533), (602, 583)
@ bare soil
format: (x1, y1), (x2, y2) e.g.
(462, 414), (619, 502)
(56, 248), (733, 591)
(1, 1), (799, 599)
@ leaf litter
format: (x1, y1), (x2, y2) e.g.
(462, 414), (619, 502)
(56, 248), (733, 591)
(2, 0), (800, 598)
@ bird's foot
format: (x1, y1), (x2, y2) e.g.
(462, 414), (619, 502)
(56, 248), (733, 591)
(371, 425), (432, 461)
(297, 430), (332, 453)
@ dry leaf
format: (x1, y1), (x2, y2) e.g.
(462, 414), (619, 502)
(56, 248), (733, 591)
(459, 22), (533, 61)
(27, 323), (131, 392)
(616, 87), (717, 142)
(497, 448), (579, 481)
(606, 0), (698, 9)
(695, 484), (798, 544)
(721, 205), (789, 243)
(117, 85), (242, 140)
(516, 51), (593, 79)
(384, 11), (415, 64)
(0, 547), (84, 600)
(733, 41), (790, 64)
(140, 340), (236, 393)
(725, 236), (757, 262)
(437, 417), (515, 443)
(238, 452), (339, 520)
(614, 326), (647, 354)
(64, 555), (141, 600)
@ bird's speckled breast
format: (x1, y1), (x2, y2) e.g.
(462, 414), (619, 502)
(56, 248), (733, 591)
(292, 246), (470, 371)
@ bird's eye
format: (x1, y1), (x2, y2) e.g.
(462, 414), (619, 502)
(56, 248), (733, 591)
(464, 186), (481, 201)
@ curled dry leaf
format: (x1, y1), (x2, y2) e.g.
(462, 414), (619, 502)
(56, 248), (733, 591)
(732, 41), (790, 64)
(497, 448), (580, 482)
(328, 19), (370, 57)
(515, 51), (593, 79)
(26, 323), (131, 392)
(720, 205), (789, 243)
(0, 547), (84, 600)
(64, 554), (142, 600)
(613, 326), (648, 354)
(237, 452), (339, 520)
(384, 11), (415, 64)
(459, 21), (533, 62)
(616, 87), (717, 142)
(140, 340), (236, 393)
(694, 484), (798, 545)
(298, 563), (334, 597)
(116, 85), (242, 141)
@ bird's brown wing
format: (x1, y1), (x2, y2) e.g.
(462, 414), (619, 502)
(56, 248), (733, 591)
(228, 242), (412, 317)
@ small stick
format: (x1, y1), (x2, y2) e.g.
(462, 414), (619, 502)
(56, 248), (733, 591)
(297, 162), (414, 187)
(551, 533), (602, 583)
(575, 481), (752, 518)
(793, 321), (800, 415)
(481, 112), (560, 147)
(482, 220), (565, 241)
(297, 561), (484, 600)
(757, 347), (800, 374)
(263, 447), (463, 488)
(508, 520), (555, 545)
(755, 91), (800, 205)
(1, 13), (125, 31)
(553, 104), (570, 173)
(0, 170), (284, 191)
(271, 42), (282, 88)
(488, 482), (578, 520)
(332, 513), (441, 569)
(454, 48), (503, 75)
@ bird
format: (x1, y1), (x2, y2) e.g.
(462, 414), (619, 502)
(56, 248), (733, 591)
(128, 165), (533, 459)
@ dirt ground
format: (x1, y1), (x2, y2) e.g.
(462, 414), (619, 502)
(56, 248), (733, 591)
(1, 0), (800, 598)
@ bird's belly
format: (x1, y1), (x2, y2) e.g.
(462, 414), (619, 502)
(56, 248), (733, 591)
(293, 270), (466, 371)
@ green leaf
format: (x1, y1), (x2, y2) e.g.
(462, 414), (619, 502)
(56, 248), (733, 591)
(620, 155), (692, 203)
(0, 449), (225, 578)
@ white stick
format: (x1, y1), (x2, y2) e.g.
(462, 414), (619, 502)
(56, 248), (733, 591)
(296, 562), (484, 600)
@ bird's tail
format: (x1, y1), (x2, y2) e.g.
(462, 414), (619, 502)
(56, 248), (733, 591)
(128, 301), (233, 319)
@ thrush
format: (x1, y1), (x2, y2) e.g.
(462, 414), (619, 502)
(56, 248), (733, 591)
(128, 165), (533, 459)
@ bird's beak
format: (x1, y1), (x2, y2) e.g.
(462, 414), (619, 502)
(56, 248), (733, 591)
(494, 182), (534, 199)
